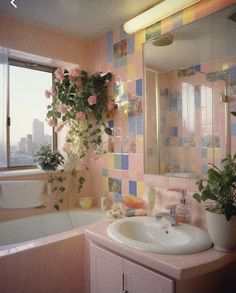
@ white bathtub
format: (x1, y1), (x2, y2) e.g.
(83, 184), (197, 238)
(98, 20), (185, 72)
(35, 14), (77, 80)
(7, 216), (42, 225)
(0, 208), (103, 293)
(0, 208), (103, 249)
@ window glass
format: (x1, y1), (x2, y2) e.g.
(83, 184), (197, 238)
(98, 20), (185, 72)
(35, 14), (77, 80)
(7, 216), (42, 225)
(9, 64), (53, 167)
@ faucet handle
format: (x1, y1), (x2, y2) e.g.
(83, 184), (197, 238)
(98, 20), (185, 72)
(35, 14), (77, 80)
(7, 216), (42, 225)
(165, 204), (177, 216)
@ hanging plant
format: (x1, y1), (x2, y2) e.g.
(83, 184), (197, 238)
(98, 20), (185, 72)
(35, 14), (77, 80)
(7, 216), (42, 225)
(45, 68), (116, 161)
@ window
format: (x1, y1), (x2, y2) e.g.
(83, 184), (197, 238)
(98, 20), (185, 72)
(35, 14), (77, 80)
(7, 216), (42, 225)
(0, 59), (56, 170)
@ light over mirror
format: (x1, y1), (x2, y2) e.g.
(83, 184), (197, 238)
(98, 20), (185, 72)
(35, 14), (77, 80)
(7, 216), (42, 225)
(144, 4), (236, 179)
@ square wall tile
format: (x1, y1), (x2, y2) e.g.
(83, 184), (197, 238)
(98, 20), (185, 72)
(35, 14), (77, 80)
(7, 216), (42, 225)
(136, 116), (144, 135)
(128, 116), (136, 135)
(108, 177), (122, 193)
(127, 64), (136, 82)
(121, 154), (129, 170)
(129, 180), (137, 196)
(136, 79), (142, 96)
(231, 123), (236, 136)
(102, 169), (108, 177)
(115, 154), (121, 169)
(127, 35), (135, 55)
(137, 182), (144, 198)
(106, 30), (113, 62)
(103, 177), (109, 192)
(107, 153), (114, 169)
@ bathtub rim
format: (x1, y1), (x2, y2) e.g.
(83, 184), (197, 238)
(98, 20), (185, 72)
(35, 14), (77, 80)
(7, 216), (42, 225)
(0, 207), (104, 257)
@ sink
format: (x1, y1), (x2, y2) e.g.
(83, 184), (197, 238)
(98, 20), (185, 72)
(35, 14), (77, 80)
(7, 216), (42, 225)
(107, 217), (212, 254)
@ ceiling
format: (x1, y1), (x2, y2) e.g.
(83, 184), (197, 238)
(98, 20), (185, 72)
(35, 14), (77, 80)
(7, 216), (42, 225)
(0, 0), (162, 39)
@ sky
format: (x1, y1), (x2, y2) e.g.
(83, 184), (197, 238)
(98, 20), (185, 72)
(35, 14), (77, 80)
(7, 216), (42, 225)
(9, 65), (53, 144)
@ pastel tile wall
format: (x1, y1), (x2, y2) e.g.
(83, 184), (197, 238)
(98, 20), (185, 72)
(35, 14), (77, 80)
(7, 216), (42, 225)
(89, 0), (235, 227)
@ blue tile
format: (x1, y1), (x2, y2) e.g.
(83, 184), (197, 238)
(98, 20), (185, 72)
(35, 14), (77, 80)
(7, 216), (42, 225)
(171, 97), (178, 109)
(231, 123), (236, 136)
(120, 25), (127, 40)
(121, 154), (129, 170)
(129, 180), (137, 196)
(229, 66), (236, 79)
(201, 164), (208, 174)
(106, 30), (113, 62)
(136, 116), (143, 135)
(127, 35), (135, 54)
(128, 116), (136, 135)
(201, 137), (208, 147)
(194, 85), (201, 107)
(194, 64), (201, 72)
(136, 79), (142, 96)
(115, 192), (122, 202)
(108, 120), (114, 129)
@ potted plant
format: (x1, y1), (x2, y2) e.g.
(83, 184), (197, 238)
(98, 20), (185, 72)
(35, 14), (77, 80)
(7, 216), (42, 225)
(193, 154), (236, 252)
(34, 145), (64, 171)
(45, 68), (116, 161)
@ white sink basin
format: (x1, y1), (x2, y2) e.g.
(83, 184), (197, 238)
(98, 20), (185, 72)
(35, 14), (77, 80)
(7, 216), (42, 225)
(107, 217), (212, 254)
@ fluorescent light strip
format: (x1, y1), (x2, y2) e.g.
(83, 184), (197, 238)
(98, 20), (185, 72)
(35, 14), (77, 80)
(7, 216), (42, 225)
(124, 0), (200, 34)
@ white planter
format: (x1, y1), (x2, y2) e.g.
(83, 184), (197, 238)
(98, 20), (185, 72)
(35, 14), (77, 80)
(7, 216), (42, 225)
(206, 210), (236, 252)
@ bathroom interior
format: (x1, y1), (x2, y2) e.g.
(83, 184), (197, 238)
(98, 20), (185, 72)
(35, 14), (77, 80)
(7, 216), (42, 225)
(0, 0), (236, 292)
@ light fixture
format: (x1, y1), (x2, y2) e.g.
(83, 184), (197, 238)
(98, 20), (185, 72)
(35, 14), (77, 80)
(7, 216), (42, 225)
(123, 0), (200, 34)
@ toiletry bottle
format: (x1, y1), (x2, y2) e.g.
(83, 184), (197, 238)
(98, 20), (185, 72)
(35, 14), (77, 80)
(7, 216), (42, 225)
(175, 190), (191, 224)
(147, 186), (156, 216)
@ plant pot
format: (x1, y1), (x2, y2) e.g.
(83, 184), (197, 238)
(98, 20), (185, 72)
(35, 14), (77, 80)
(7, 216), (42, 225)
(206, 210), (236, 252)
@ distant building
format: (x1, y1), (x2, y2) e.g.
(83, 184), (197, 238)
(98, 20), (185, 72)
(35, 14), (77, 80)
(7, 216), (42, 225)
(18, 137), (27, 153)
(26, 134), (33, 154)
(33, 119), (44, 146)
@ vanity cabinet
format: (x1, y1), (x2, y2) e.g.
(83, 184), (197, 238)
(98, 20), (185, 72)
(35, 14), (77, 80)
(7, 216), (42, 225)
(90, 242), (174, 293)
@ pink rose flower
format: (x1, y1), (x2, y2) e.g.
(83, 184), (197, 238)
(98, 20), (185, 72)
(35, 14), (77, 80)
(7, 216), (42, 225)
(55, 122), (64, 133)
(54, 68), (64, 82)
(69, 67), (80, 80)
(47, 118), (56, 127)
(88, 95), (97, 105)
(57, 104), (69, 114)
(44, 89), (51, 98)
(107, 100), (115, 111)
(76, 111), (86, 120)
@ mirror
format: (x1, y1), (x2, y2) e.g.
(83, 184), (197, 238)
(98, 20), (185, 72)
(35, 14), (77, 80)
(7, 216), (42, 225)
(144, 4), (236, 178)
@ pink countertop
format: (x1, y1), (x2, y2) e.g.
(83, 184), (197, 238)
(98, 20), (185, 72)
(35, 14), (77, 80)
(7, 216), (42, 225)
(85, 219), (236, 280)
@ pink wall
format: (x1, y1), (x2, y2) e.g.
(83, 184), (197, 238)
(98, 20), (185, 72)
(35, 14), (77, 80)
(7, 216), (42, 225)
(87, 0), (236, 229)
(0, 16), (91, 70)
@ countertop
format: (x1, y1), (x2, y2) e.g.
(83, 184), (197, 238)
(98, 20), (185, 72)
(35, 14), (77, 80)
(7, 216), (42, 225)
(85, 219), (236, 280)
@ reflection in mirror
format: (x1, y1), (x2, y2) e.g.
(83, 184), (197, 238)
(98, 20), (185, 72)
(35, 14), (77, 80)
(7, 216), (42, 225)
(144, 4), (236, 179)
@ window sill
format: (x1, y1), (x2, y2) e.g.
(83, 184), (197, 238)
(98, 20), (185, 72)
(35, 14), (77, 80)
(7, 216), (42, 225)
(0, 166), (85, 179)
(0, 168), (47, 178)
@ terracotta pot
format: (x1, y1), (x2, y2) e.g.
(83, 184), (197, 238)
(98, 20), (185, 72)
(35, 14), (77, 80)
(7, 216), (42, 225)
(206, 210), (236, 252)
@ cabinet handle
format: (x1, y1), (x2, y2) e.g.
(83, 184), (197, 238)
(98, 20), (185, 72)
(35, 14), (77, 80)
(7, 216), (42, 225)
(120, 273), (128, 293)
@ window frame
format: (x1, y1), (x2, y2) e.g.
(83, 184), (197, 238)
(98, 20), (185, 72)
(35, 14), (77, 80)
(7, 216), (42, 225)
(1, 58), (57, 171)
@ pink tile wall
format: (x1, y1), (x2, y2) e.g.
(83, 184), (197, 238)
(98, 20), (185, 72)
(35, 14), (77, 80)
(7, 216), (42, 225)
(88, 0), (236, 228)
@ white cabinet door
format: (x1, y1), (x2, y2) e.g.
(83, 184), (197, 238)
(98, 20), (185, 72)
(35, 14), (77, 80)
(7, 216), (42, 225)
(90, 242), (174, 293)
(124, 259), (174, 293)
(90, 243), (123, 293)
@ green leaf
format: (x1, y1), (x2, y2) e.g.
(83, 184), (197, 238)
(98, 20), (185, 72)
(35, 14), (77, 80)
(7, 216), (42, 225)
(59, 186), (65, 192)
(46, 111), (53, 118)
(104, 127), (112, 136)
(54, 204), (60, 211)
(193, 193), (201, 202)
(54, 111), (61, 118)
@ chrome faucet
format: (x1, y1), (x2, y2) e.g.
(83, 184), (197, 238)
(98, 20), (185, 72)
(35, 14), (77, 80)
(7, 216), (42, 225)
(155, 212), (178, 226)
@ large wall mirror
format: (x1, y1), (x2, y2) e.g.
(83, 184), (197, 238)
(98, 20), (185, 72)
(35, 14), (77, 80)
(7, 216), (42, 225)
(144, 4), (236, 179)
